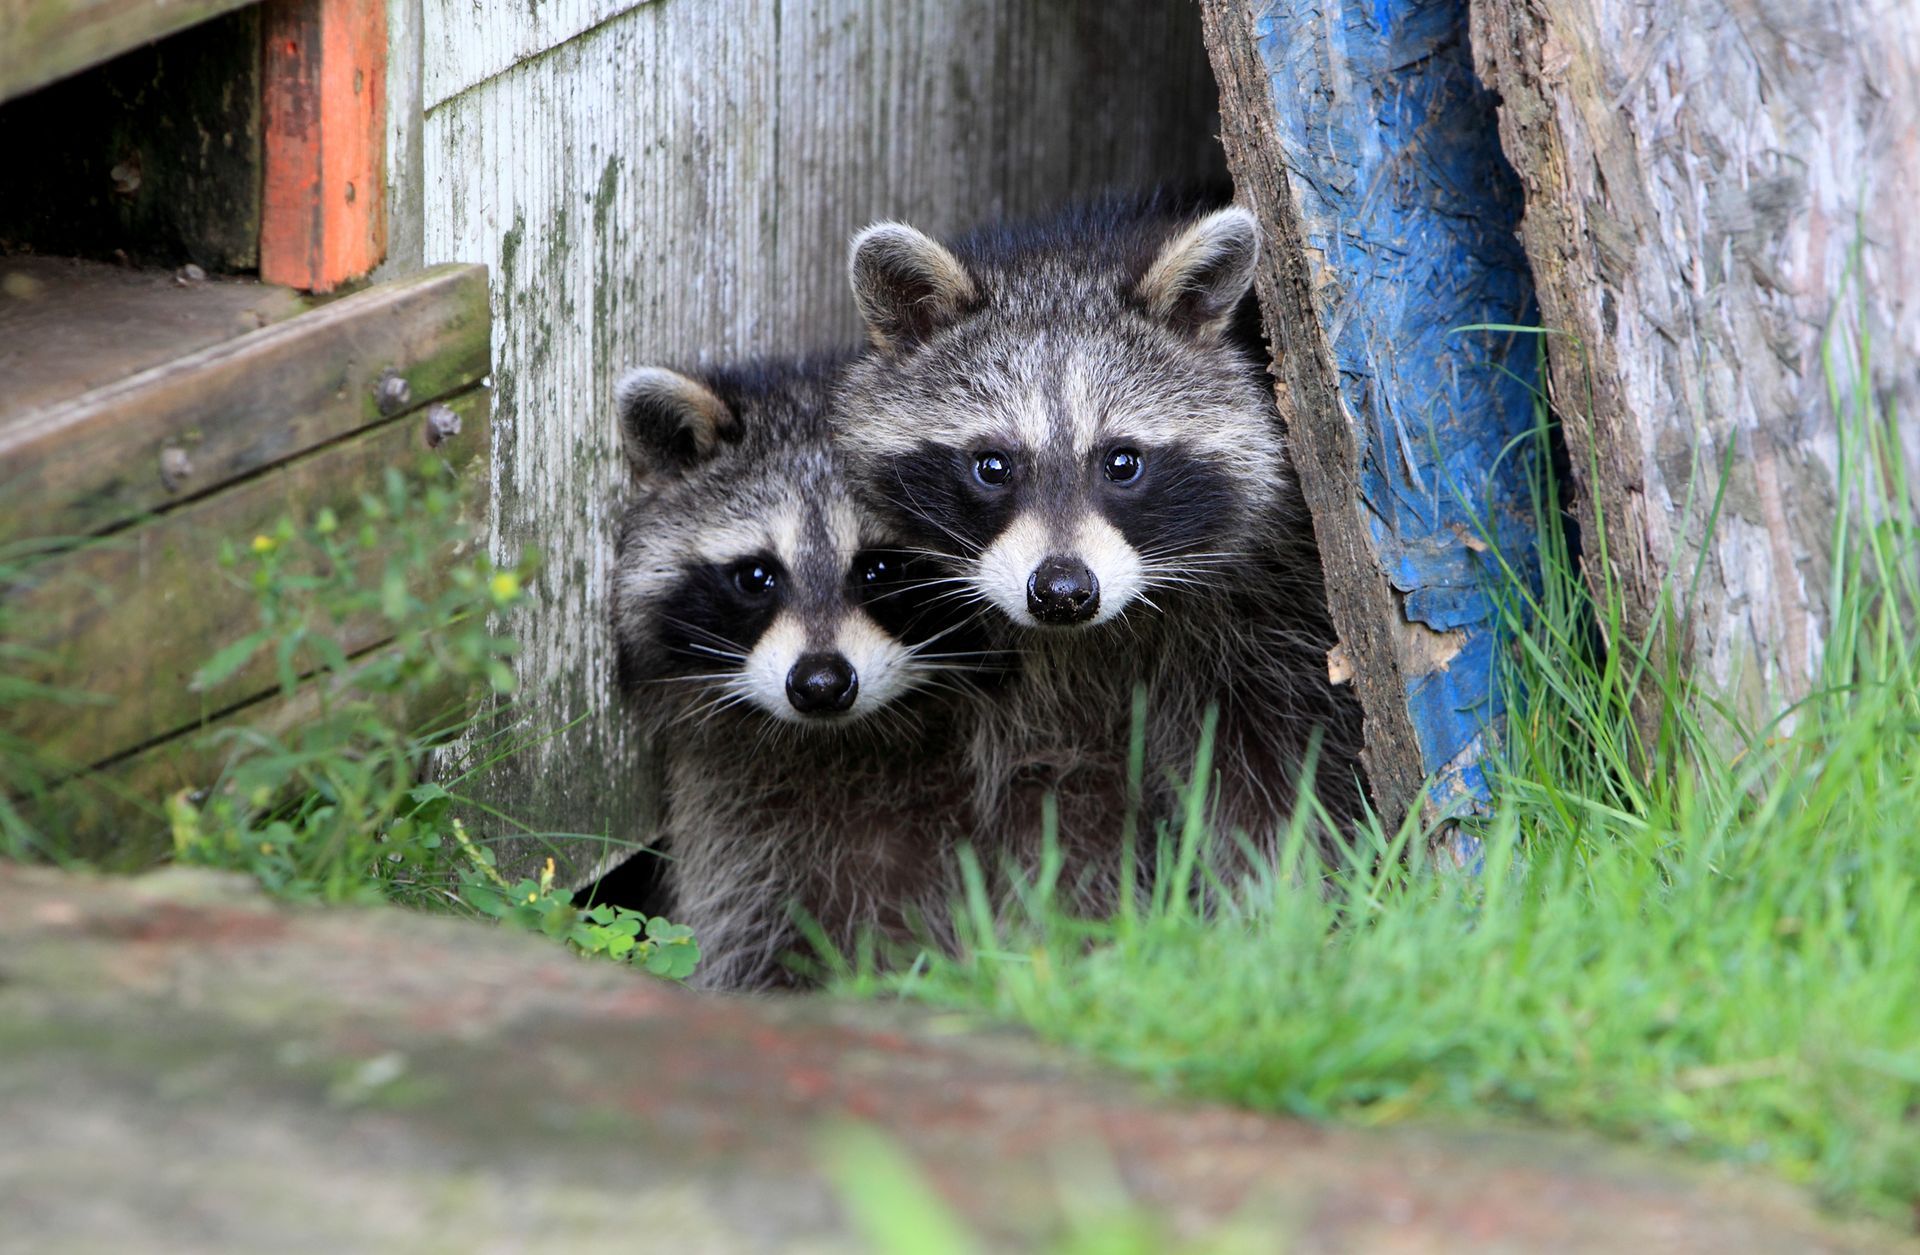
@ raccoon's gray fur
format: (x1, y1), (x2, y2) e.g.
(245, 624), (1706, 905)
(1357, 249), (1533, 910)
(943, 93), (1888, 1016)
(611, 355), (992, 990)
(835, 192), (1368, 908)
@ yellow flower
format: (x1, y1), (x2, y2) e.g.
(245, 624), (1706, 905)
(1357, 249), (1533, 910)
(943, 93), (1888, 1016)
(251, 534), (277, 554)
(489, 571), (522, 602)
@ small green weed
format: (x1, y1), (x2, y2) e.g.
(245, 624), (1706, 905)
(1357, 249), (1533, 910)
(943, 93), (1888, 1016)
(457, 828), (699, 979)
(165, 461), (530, 903)
(150, 458), (699, 977)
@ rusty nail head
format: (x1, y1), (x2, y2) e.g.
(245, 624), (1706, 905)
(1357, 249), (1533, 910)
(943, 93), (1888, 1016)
(423, 404), (462, 448)
(376, 371), (412, 415)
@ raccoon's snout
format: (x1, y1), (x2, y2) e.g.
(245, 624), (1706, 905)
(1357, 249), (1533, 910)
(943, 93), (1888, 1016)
(786, 652), (859, 715)
(1026, 556), (1100, 625)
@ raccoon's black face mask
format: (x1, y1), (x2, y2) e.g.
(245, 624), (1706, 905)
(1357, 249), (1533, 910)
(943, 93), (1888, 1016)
(610, 363), (999, 725)
(840, 204), (1287, 632)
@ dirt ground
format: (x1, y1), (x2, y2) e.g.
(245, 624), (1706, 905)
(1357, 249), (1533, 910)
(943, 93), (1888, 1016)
(0, 863), (1907, 1253)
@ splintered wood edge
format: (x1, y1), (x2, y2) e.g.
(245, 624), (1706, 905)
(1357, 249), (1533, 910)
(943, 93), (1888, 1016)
(1198, 0), (1428, 825)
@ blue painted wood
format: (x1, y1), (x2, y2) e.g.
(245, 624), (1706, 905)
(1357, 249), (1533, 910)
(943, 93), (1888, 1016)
(1251, 0), (1541, 820)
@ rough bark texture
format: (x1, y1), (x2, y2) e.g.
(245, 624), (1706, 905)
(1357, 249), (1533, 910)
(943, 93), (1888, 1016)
(411, 0), (1229, 877)
(3, 864), (1908, 1253)
(1470, 0), (1920, 720)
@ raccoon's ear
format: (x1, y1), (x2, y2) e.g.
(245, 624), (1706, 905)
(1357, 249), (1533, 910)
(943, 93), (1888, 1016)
(848, 222), (980, 352)
(1134, 206), (1261, 341)
(614, 367), (737, 475)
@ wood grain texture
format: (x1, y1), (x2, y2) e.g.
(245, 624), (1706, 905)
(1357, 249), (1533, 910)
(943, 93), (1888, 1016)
(419, 0), (1227, 876)
(0, 263), (487, 547)
(4, 386), (489, 776)
(1470, 0), (1920, 720)
(261, 0), (389, 290)
(0, 0), (255, 104)
(1199, 0), (1542, 828)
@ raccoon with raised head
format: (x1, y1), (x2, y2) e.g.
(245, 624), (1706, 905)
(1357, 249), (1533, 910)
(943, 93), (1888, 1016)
(834, 191), (1367, 906)
(611, 355), (992, 991)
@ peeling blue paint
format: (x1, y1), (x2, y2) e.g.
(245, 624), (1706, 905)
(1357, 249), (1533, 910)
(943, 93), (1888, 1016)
(1253, 0), (1540, 815)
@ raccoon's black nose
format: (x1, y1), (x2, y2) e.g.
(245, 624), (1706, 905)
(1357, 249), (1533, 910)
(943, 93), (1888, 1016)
(786, 652), (858, 714)
(1027, 556), (1100, 625)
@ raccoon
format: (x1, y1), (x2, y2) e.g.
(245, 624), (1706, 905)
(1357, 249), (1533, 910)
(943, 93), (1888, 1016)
(611, 355), (993, 991)
(834, 192), (1367, 907)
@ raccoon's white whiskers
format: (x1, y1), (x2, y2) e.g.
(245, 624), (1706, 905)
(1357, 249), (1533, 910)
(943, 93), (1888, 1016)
(901, 646), (980, 675)
(1138, 572), (1215, 594)
(870, 701), (926, 744)
(920, 585), (994, 612)
(902, 618), (986, 653)
(676, 643), (750, 664)
(684, 686), (757, 729)
(902, 674), (980, 704)
(861, 574), (977, 607)
(886, 545), (973, 564)
(661, 620), (752, 661)
(886, 474), (978, 552)
(642, 671), (747, 687)
(1135, 546), (1240, 563)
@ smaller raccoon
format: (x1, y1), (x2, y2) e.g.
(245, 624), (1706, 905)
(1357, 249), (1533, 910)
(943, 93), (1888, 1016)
(611, 355), (991, 991)
(835, 192), (1367, 906)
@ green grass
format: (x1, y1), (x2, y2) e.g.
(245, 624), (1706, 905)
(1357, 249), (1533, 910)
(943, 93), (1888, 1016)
(844, 322), (1920, 1222)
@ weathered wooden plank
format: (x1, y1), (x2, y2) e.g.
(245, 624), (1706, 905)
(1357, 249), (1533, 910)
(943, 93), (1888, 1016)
(0, 7), (264, 270)
(419, 0), (1228, 879)
(1470, 0), (1920, 723)
(0, 0), (256, 105)
(0, 257), (307, 417)
(3, 386), (489, 776)
(261, 0), (389, 290)
(1199, 0), (1542, 828)
(0, 262), (488, 547)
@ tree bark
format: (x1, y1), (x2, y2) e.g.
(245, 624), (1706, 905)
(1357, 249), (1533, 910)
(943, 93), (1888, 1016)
(1470, 0), (1920, 724)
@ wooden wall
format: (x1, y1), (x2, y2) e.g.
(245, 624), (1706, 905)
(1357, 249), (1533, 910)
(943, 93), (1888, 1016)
(400, 0), (1227, 874)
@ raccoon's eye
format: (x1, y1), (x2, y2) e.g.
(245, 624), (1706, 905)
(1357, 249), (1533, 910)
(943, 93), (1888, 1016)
(859, 555), (893, 584)
(973, 451), (1012, 487)
(1103, 447), (1144, 483)
(730, 560), (778, 597)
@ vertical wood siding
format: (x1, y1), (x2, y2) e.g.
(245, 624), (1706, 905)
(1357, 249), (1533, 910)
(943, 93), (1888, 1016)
(418, 0), (1225, 873)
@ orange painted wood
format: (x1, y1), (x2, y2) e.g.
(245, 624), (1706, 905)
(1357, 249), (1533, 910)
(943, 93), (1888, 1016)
(260, 0), (388, 291)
